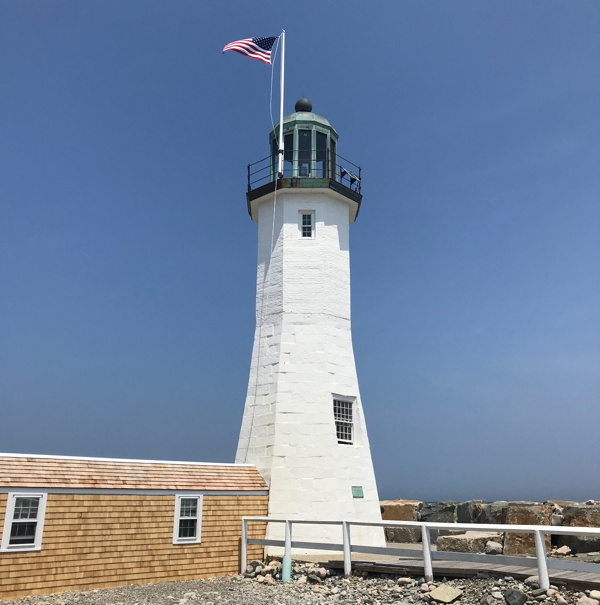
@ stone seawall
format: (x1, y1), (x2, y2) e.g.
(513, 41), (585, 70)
(380, 499), (600, 557)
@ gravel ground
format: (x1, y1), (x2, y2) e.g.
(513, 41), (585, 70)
(3, 565), (596, 605)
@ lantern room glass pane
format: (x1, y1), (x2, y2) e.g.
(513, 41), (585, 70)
(330, 139), (337, 181)
(316, 132), (327, 178)
(283, 133), (293, 178)
(298, 129), (312, 177)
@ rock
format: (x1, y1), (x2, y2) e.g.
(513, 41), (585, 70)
(552, 514), (564, 526)
(457, 500), (487, 523)
(307, 573), (323, 584)
(422, 584), (431, 592)
(386, 526), (423, 543)
(524, 577), (539, 586)
(381, 500), (423, 544)
(505, 589), (528, 605)
(546, 590), (556, 597)
(315, 567), (328, 578)
(482, 597), (496, 605)
(296, 576), (307, 585)
(256, 575), (265, 584)
(590, 591), (600, 601)
(419, 501), (458, 523)
(586, 500), (596, 505)
(532, 589), (547, 597)
(486, 540), (504, 555)
(398, 577), (415, 585)
(248, 560), (263, 571)
(263, 574), (275, 585)
(476, 502), (509, 525)
(546, 500), (574, 510)
(492, 592), (504, 599)
(534, 596), (546, 601)
(576, 597), (599, 605)
(381, 499), (423, 520)
(270, 560), (282, 569)
(556, 599), (568, 605)
(555, 545), (571, 555)
(429, 584), (463, 603)
(438, 532), (504, 554)
(558, 505), (600, 553)
(503, 504), (552, 556)
(419, 502), (459, 542)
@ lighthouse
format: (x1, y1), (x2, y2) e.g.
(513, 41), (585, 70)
(236, 98), (385, 550)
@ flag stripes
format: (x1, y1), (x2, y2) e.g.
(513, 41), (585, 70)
(222, 37), (278, 65)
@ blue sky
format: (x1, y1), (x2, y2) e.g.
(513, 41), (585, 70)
(0, 0), (598, 502)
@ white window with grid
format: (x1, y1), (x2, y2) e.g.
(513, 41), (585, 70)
(1, 493), (47, 552)
(299, 211), (315, 238)
(333, 398), (354, 445)
(173, 495), (203, 545)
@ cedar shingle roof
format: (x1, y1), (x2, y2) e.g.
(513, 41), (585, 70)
(0, 454), (268, 492)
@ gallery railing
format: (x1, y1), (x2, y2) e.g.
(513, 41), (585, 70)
(241, 516), (600, 589)
(247, 150), (362, 194)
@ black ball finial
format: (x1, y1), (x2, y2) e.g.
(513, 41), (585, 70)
(295, 98), (312, 112)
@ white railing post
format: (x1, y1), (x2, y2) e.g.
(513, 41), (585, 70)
(534, 529), (550, 590)
(240, 518), (248, 575)
(421, 525), (434, 583)
(282, 520), (292, 582)
(342, 521), (352, 578)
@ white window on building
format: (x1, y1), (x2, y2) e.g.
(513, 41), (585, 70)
(1, 493), (47, 552)
(300, 211), (314, 238)
(333, 398), (353, 445)
(173, 495), (202, 544)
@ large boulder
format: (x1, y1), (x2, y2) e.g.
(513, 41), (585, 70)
(457, 500), (486, 523)
(381, 499), (422, 543)
(419, 501), (459, 543)
(437, 531), (503, 554)
(557, 504), (600, 553)
(475, 501), (509, 524)
(502, 503), (552, 556)
(419, 501), (458, 523)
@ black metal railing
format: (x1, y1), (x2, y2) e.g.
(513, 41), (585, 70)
(247, 149), (362, 194)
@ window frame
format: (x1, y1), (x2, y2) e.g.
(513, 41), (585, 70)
(333, 396), (355, 445)
(172, 494), (203, 545)
(1, 492), (47, 553)
(299, 210), (315, 239)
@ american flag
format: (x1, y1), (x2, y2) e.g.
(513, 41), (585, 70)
(222, 36), (278, 65)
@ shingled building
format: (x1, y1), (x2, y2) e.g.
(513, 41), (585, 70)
(0, 453), (268, 599)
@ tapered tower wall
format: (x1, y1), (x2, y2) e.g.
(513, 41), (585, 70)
(236, 187), (384, 550)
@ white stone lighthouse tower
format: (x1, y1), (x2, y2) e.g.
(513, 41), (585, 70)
(236, 98), (384, 550)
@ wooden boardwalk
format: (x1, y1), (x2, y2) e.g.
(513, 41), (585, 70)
(319, 557), (600, 590)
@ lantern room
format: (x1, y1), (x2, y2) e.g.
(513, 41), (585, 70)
(269, 98), (339, 180)
(246, 98), (363, 222)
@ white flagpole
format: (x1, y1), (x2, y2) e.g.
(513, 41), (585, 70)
(277, 29), (285, 178)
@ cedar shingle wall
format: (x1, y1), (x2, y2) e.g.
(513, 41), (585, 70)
(0, 493), (267, 600)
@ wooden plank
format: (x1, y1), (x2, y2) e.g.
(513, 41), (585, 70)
(322, 558), (600, 590)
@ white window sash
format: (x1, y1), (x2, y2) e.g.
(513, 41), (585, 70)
(1, 492), (47, 552)
(172, 494), (203, 545)
(298, 211), (315, 239)
(333, 395), (355, 445)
